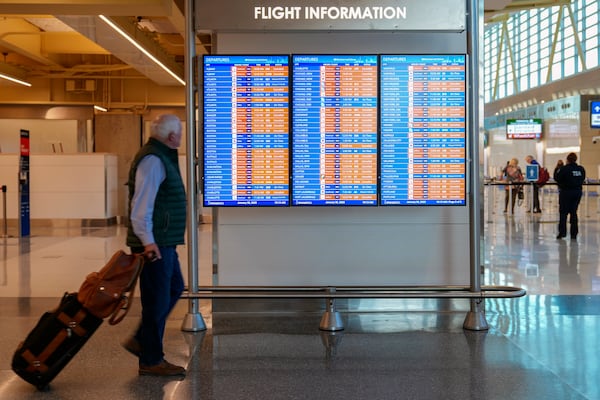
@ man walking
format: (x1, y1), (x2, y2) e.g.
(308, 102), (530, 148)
(124, 114), (187, 376)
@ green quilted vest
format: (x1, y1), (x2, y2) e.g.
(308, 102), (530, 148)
(126, 138), (187, 247)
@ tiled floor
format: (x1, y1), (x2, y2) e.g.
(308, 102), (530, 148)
(1, 185), (599, 399)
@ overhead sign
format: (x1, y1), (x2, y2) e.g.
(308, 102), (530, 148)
(590, 100), (600, 129)
(196, 0), (466, 31)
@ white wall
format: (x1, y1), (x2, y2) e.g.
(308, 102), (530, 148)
(0, 120), (78, 153)
(0, 154), (117, 220)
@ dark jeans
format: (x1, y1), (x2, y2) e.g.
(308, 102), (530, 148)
(131, 246), (184, 366)
(558, 190), (582, 238)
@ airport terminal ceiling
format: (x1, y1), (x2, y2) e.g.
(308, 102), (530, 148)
(0, 0), (569, 91)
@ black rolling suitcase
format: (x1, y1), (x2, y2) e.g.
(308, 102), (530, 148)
(11, 292), (103, 390)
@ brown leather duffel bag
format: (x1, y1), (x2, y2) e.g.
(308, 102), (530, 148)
(77, 250), (143, 325)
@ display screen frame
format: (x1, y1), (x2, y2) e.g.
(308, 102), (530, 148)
(590, 100), (600, 129)
(291, 54), (379, 206)
(379, 54), (467, 206)
(201, 54), (291, 207)
(506, 118), (543, 140)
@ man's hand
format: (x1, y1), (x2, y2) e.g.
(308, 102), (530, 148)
(144, 243), (161, 262)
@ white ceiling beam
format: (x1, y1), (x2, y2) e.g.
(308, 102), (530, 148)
(57, 15), (184, 85)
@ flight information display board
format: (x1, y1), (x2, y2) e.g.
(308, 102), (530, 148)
(506, 118), (543, 139)
(380, 55), (466, 205)
(203, 55), (290, 206)
(292, 55), (378, 206)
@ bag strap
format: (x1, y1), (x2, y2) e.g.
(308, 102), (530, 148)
(108, 255), (144, 326)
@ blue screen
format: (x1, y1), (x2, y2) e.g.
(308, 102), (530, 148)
(379, 55), (466, 206)
(291, 55), (378, 206)
(590, 100), (600, 129)
(202, 55), (290, 206)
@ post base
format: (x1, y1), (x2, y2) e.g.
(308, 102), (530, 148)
(181, 312), (207, 332)
(463, 310), (489, 331)
(319, 310), (344, 331)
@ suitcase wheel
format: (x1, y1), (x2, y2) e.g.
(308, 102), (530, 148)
(36, 383), (50, 392)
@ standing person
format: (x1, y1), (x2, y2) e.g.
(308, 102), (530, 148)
(123, 114), (187, 377)
(525, 155), (542, 213)
(554, 152), (585, 240)
(503, 158), (523, 214)
(554, 159), (564, 176)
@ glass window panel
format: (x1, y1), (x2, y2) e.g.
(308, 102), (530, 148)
(564, 47), (575, 58)
(529, 72), (539, 87)
(564, 35), (575, 48)
(520, 48), (528, 59)
(540, 47), (550, 58)
(520, 67), (528, 79)
(520, 76), (528, 91)
(564, 57), (575, 76)
(520, 12), (528, 23)
(507, 84), (515, 96)
(555, 41), (563, 52)
(551, 63), (562, 81)
(585, 26), (598, 40)
(586, 49), (598, 68)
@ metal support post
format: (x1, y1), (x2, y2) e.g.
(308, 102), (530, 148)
(464, 297), (488, 331)
(584, 184), (590, 218)
(464, 0), (489, 331)
(1, 185), (7, 238)
(319, 287), (344, 331)
(181, 0), (206, 332)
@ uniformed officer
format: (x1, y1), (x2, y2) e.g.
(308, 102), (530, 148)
(554, 152), (586, 240)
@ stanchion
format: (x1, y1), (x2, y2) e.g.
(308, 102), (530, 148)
(1, 185), (7, 238)
(319, 287), (344, 331)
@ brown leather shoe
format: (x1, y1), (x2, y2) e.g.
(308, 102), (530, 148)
(122, 337), (141, 357)
(139, 360), (186, 377)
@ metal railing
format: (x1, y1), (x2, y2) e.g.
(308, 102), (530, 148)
(484, 180), (600, 220)
(181, 284), (526, 331)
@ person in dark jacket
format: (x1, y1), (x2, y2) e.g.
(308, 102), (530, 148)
(123, 114), (187, 377)
(554, 152), (585, 240)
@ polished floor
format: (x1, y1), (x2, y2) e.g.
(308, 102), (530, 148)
(1, 185), (599, 399)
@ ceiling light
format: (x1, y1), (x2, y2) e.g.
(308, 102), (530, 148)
(546, 146), (580, 154)
(0, 63), (32, 87)
(98, 15), (185, 86)
(94, 105), (108, 112)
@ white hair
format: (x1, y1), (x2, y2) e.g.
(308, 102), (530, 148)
(150, 114), (181, 141)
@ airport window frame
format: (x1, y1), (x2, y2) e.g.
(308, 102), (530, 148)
(484, 0), (600, 102)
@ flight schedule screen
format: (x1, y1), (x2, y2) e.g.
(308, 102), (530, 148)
(292, 55), (378, 205)
(380, 55), (466, 205)
(203, 55), (290, 206)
